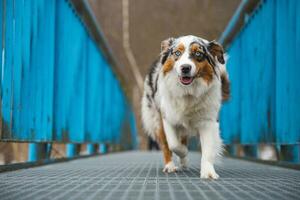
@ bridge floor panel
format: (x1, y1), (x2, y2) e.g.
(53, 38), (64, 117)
(0, 151), (299, 200)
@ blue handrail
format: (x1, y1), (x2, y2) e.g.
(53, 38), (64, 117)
(0, 0), (137, 161)
(219, 0), (300, 163)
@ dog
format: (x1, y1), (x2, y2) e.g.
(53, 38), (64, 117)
(141, 35), (230, 179)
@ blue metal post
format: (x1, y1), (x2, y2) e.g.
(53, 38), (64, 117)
(280, 145), (300, 163)
(99, 143), (107, 154)
(66, 144), (79, 158)
(87, 144), (96, 155)
(28, 143), (49, 162)
(292, 145), (300, 163)
(228, 144), (238, 156)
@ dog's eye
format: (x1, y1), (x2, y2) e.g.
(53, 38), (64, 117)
(174, 50), (181, 57)
(195, 51), (203, 57)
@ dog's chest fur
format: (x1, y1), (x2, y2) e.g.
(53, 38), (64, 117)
(158, 78), (221, 132)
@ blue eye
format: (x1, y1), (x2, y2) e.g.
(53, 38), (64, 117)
(195, 51), (203, 57)
(175, 51), (181, 56)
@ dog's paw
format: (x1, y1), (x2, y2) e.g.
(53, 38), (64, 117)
(200, 170), (219, 180)
(200, 162), (219, 180)
(163, 161), (179, 173)
(178, 156), (188, 169)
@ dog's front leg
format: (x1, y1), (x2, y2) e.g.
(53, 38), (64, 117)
(163, 119), (188, 169)
(199, 121), (222, 179)
(157, 121), (176, 173)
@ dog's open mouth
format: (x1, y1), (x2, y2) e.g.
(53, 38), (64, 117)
(179, 76), (194, 85)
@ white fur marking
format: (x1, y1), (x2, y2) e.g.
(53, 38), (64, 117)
(199, 121), (222, 179)
(163, 161), (179, 173)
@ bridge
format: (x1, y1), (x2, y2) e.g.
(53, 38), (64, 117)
(1, 0), (300, 199)
(1, 152), (300, 200)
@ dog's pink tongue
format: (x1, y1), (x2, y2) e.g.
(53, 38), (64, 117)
(180, 77), (193, 85)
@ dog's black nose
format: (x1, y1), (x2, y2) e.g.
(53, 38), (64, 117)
(181, 64), (191, 74)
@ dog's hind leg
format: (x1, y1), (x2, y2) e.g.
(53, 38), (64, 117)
(157, 122), (178, 173)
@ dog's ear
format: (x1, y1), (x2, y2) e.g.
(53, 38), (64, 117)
(207, 40), (225, 64)
(161, 37), (174, 52)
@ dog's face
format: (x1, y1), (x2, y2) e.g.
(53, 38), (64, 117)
(160, 35), (224, 86)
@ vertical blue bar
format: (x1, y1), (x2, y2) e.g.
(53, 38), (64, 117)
(292, 145), (300, 163)
(129, 110), (138, 149)
(87, 144), (96, 155)
(66, 144), (78, 158)
(28, 143), (48, 162)
(99, 143), (107, 154)
(28, 143), (39, 162)
(228, 144), (238, 156)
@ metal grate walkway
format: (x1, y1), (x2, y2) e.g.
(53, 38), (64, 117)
(1, 151), (300, 200)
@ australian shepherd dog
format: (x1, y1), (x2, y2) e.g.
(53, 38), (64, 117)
(141, 35), (230, 179)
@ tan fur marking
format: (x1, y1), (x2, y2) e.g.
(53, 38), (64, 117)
(163, 43), (186, 75)
(194, 60), (214, 84)
(175, 43), (185, 53)
(190, 43), (204, 54)
(162, 58), (175, 75)
(189, 43), (214, 84)
(156, 118), (172, 164)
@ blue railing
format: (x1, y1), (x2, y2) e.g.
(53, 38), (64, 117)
(0, 0), (137, 161)
(220, 0), (300, 163)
